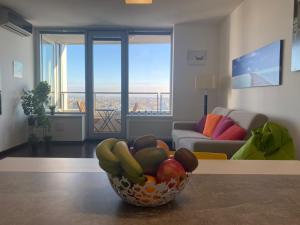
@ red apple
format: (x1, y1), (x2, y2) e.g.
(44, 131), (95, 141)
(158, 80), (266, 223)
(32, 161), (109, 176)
(156, 159), (186, 187)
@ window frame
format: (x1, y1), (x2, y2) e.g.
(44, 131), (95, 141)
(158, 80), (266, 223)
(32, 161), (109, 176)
(35, 28), (173, 116)
(37, 30), (87, 114)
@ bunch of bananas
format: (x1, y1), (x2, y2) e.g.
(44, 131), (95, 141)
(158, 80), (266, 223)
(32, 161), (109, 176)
(96, 138), (146, 185)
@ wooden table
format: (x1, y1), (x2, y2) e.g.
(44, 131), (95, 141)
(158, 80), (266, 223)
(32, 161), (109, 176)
(0, 158), (299, 225)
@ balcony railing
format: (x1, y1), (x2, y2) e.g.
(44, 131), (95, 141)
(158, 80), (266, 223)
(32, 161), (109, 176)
(50, 91), (171, 115)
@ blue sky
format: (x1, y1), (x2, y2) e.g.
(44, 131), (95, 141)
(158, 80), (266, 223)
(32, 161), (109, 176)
(66, 43), (171, 93)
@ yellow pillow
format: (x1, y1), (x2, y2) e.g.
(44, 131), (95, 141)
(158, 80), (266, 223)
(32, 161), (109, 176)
(193, 152), (228, 160)
(203, 114), (223, 137)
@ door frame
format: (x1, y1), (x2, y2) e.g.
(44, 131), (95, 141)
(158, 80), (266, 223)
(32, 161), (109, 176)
(86, 31), (128, 139)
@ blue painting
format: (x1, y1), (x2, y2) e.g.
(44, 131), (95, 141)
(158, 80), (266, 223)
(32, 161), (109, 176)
(292, 0), (300, 71)
(232, 41), (283, 89)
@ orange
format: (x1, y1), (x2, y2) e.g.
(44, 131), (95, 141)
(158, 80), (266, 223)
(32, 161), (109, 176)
(144, 175), (157, 193)
(156, 140), (170, 156)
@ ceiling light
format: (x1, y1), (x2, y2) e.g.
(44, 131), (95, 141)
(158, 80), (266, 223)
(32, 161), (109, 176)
(125, 0), (153, 4)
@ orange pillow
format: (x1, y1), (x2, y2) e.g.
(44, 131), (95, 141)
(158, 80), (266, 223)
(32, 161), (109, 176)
(203, 114), (223, 137)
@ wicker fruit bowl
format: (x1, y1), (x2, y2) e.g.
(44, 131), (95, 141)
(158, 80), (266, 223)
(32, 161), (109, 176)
(107, 173), (190, 207)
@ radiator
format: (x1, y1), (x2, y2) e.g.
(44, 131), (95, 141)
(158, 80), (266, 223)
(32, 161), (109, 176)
(126, 117), (173, 141)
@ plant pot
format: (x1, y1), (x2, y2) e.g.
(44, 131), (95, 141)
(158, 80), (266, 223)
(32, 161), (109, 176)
(50, 109), (55, 115)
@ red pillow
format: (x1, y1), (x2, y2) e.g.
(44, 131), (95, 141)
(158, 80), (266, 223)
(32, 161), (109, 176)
(216, 124), (247, 141)
(212, 116), (235, 139)
(194, 116), (206, 133)
(203, 114), (223, 137)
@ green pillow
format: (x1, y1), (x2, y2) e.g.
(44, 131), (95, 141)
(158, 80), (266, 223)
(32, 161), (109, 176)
(231, 122), (295, 160)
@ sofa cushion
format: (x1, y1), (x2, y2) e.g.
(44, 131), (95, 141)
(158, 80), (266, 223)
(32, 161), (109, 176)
(228, 110), (268, 138)
(212, 116), (235, 139)
(172, 129), (209, 148)
(195, 115), (206, 133)
(203, 114), (223, 137)
(177, 138), (246, 158)
(172, 129), (209, 140)
(211, 107), (233, 116)
(216, 124), (247, 141)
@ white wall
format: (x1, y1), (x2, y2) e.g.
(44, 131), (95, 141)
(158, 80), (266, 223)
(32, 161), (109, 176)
(219, 0), (300, 158)
(173, 21), (220, 121)
(0, 28), (34, 152)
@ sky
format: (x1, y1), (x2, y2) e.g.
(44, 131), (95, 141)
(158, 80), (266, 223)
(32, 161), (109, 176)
(66, 43), (171, 93)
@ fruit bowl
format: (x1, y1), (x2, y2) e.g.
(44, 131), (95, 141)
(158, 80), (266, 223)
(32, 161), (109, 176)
(96, 136), (198, 207)
(107, 173), (190, 207)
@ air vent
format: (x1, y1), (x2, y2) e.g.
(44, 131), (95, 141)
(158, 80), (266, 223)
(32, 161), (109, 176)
(0, 7), (32, 37)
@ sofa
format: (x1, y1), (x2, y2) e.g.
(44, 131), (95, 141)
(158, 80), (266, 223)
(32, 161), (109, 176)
(172, 107), (268, 157)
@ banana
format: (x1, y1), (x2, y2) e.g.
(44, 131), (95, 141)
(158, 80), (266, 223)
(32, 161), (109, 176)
(96, 138), (119, 167)
(112, 141), (144, 178)
(99, 159), (121, 176)
(122, 171), (146, 185)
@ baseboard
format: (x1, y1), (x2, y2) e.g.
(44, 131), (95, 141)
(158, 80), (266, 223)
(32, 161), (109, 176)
(50, 140), (87, 145)
(0, 142), (28, 159)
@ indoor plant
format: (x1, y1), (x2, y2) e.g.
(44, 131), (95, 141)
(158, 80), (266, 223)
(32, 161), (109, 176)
(21, 81), (52, 149)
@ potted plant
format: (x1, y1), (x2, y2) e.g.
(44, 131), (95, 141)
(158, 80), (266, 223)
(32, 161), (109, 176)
(49, 105), (56, 115)
(21, 90), (36, 126)
(40, 113), (52, 148)
(21, 81), (52, 150)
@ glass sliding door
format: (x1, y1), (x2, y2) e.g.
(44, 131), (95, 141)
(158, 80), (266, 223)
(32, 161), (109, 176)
(87, 32), (127, 138)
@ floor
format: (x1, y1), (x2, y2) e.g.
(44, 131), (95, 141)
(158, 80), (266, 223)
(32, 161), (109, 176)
(0, 141), (99, 159)
(0, 140), (173, 159)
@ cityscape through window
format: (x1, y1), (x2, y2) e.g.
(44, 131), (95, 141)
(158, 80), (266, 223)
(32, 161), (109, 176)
(129, 34), (172, 114)
(40, 32), (172, 115)
(40, 34), (85, 112)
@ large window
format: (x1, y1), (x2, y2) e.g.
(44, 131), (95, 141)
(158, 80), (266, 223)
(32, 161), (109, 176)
(40, 34), (85, 112)
(39, 30), (172, 116)
(129, 34), (172, 115)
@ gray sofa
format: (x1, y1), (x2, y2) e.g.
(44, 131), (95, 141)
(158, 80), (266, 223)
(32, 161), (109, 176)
(172, 107), (268, 157)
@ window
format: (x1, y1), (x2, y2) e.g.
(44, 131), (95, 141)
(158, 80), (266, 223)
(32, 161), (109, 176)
(128, 34), (172, 115)
(40, 34), (85, 112)
(39, 30), (172, 116)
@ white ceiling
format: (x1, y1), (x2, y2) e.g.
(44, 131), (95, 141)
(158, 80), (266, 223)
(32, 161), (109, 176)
(0, 0), (243, 27)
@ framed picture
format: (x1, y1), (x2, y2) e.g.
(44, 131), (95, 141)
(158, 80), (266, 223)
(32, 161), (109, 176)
(232, 40), (283, 89)
(0, 91), (2, 115)
(187, 50), (207, 65)
(292, 0), (300, 71)
(13, 60), (23, 78)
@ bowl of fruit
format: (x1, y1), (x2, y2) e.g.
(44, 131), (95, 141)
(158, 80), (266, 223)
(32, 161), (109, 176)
(96, 135), (198, 207)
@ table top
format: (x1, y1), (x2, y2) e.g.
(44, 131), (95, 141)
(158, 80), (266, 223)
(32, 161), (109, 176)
(0, 158), (299, 225)
(0, 172), (299, 225)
